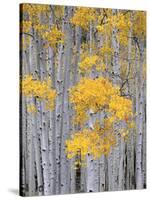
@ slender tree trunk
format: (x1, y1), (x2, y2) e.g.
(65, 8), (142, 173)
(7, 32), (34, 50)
(108, 9), (120, 191)
(73, 26), (82, 85)
(86, 21), (96, 193)
(60, 6), (73, 194)
(136, 42), (144, 189)
(55, 21), (65, 194)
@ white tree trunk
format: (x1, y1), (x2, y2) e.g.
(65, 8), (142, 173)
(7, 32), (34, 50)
(60, 6), (73, 194)
(136, 42), (144, 189)
(55, 22), (65, 194)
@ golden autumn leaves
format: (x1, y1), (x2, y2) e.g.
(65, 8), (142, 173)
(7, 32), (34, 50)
(21, 4), (139, 166)
(79, 55), (106, 74)
(21, 4), (146, 50)
(22, 75), (56, 112)
(70, 8), (96, 30)
(65, 77), (134, 161)
(69, 77), (132, 125)
(22, 75), (134, 163)
(20, 4), (64, 49)
(65, 126), (116, 161)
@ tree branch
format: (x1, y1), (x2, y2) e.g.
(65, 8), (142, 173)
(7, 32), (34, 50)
(20, 32), (34, 39)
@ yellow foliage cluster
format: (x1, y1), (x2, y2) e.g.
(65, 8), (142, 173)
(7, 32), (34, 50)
(70, 77), (123, 125)
(96, 62), (106, 72)
(66, 127), (116, 160)
(109, 95), (133, 121)
(99, 45), (113, 56)
(70, 7), (96, 30)
(22, 75), (56, 111)
(20, 20), (32, 49)
(66, 77), (134, 161)
(34, 24), (49, 32)
(21, 20), (32, 33)
(97, 12), (132, 45)
(22, 4), (50, 18)
(27, 104), (37, 113)
(133, 11), (146, 38)
(79, 55), (99, 73)
(110, 13), (131, 45)
(21, 36), (31, 50)
(96, 25), (105, 33)
(22, 4), (49, 33)
(21, 4), (64, 48)
(41, 25), (64, 48)
(102, 46), (112, 54)
(109, 13), (131, 30)
(117, 32), (128, 46)
(120, 129), (129, 140)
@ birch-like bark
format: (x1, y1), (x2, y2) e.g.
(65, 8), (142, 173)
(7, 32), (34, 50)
(60, 6), (73, 194)
(110, 9), (121, 191)
(142, 80), (146, 188)
(125, 17), (134, 190)
(98, 30), (106, 192)
(34, 18), (51, 194)
(55, 21), (65, 194)
(86, 21), (96, 193)
(72, 20), (82, 194)
(136, 42), (144, 189)
(73, 26), (82, 85)
(20, 35), (28, 196)
(27, 34), (39, 196)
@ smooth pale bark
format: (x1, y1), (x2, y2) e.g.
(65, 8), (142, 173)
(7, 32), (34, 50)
(111, 10), (120, 84)
(125, 20), (134, 190)
(104, 19), (109, 75)
(99, 155), (105, 191)
(60, 6), (73, 194)
(26, 30), (44, 196)
(20, 37), (30, 195)
(107, 151), (114, 191)
(108, 9), (120, 191)
(48, 48), (56, 195)
(136, 42), (145, 189)
(86, 21), (96, 193)
(32, 105), (43, 195)
(87, 154), (95, 192)
(98, 32), (106, 192)
(26, 34), (39, 196)
(69, 16), (83, 193)
(48, 9), (57, 194)
(55, 26), (65, 194)
(118, 138), (125, 190)
(33, 36), (45, 191)
(34, 26), (51, 194)
(73, 26), (82, 85)
(20, 95), (27, 196)
(142, 81), (146, 188)
(118, 19), (133, 190)
(26, 109), (35, 196)
(32, 33), (46, 195)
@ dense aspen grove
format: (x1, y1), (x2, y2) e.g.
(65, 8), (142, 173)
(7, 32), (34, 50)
(20, 4), (146, 196)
